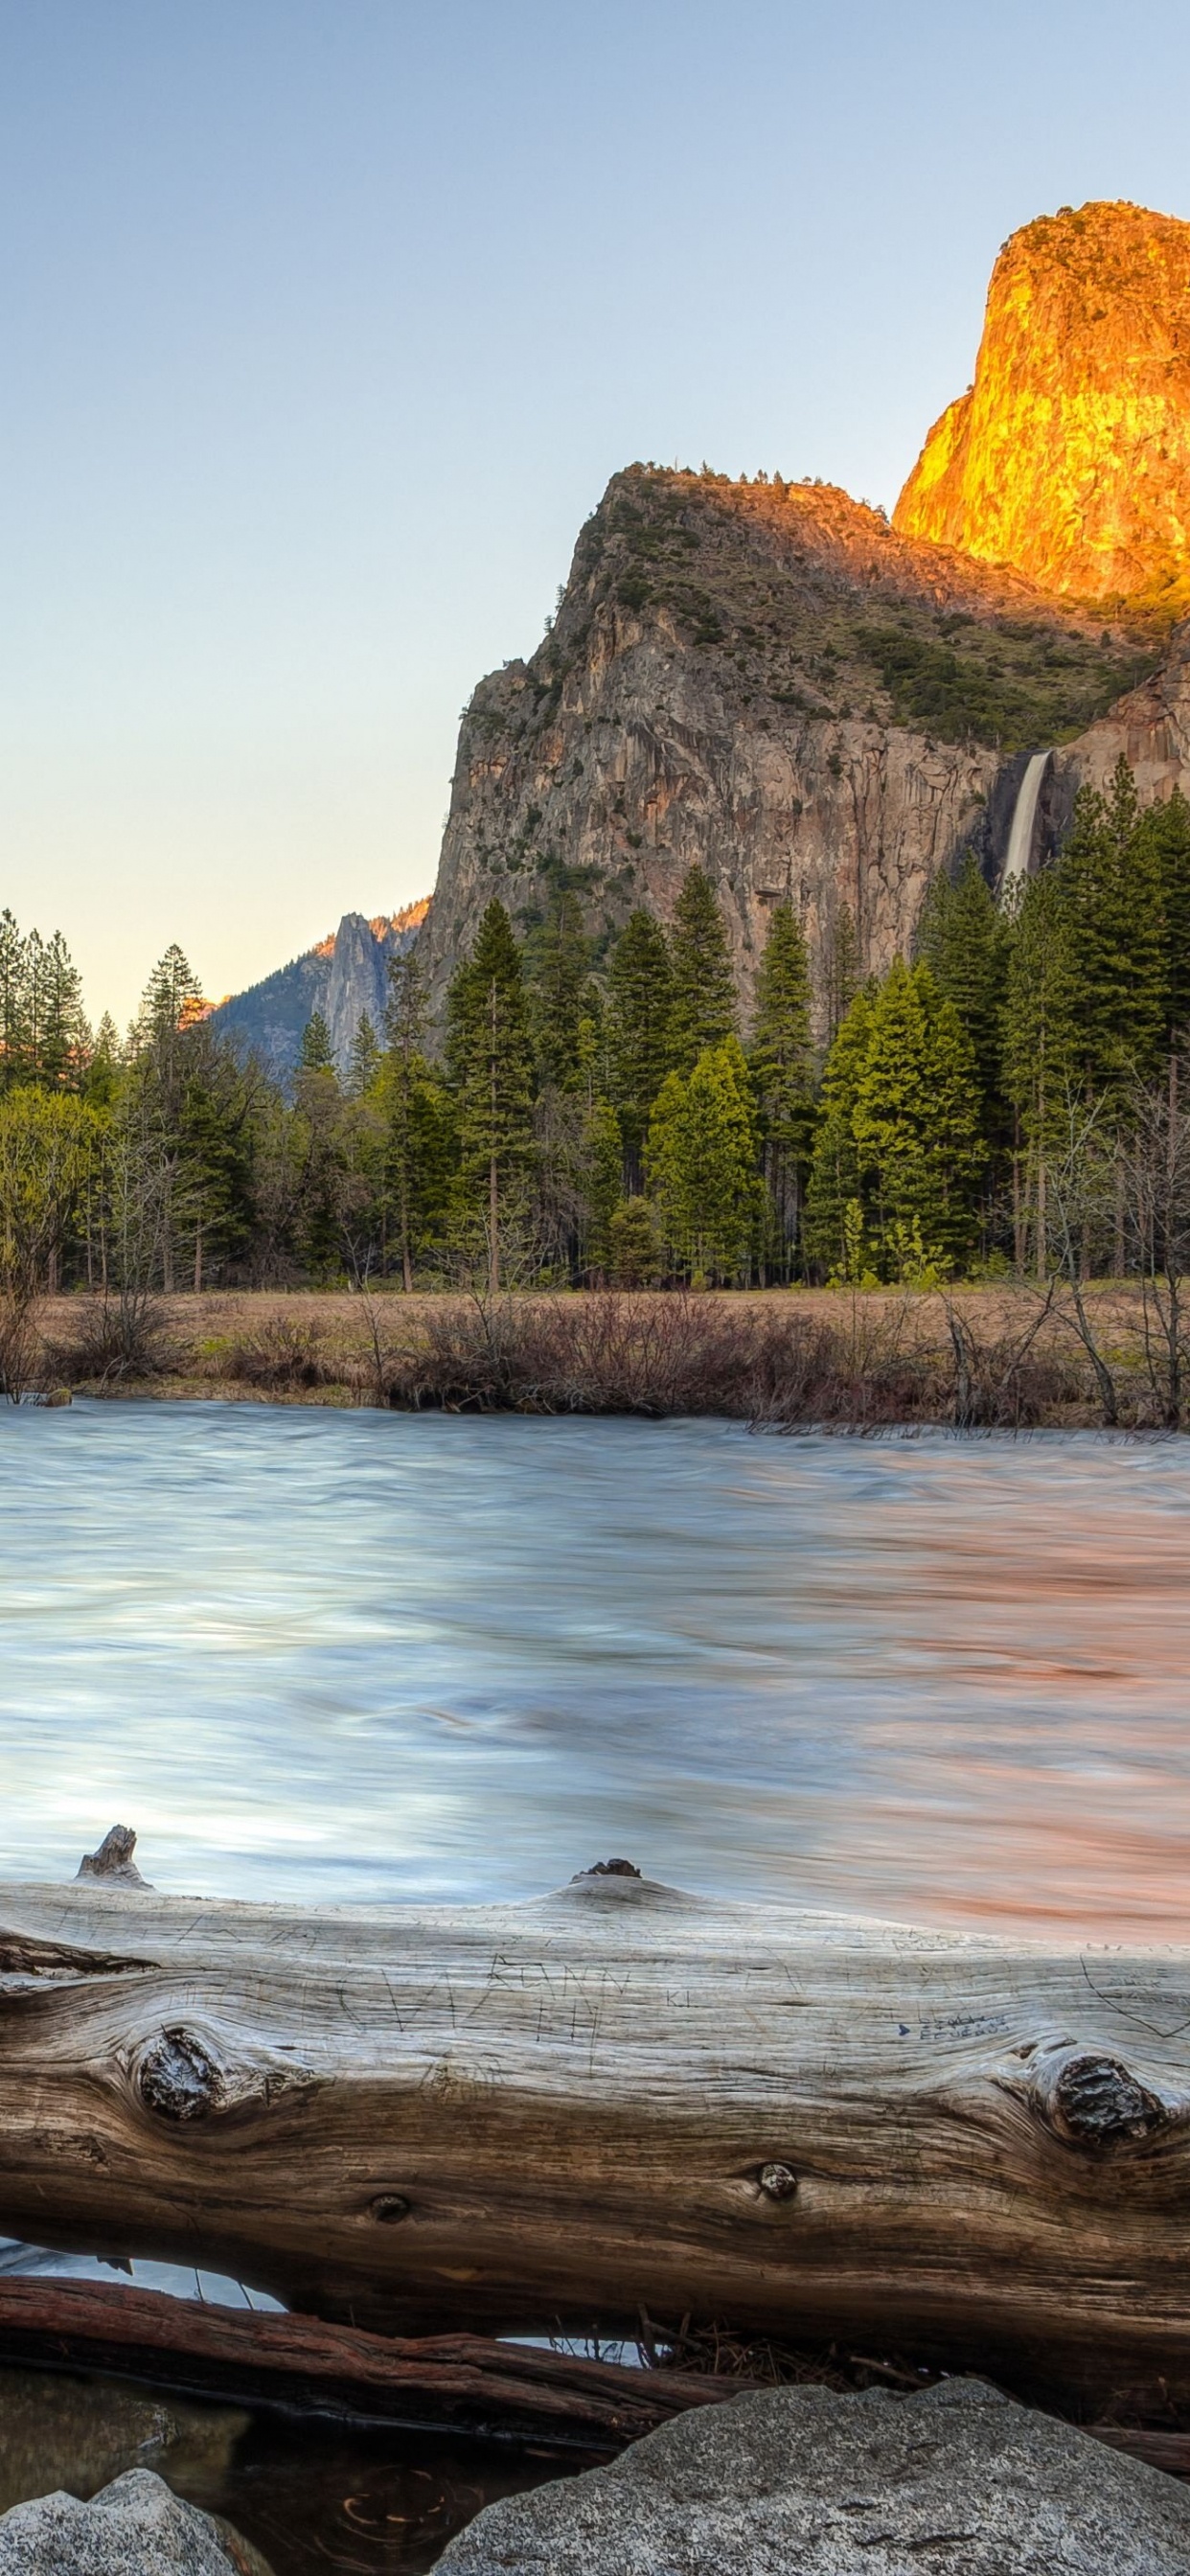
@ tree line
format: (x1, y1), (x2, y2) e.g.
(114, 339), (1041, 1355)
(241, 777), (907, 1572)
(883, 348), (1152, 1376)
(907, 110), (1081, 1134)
(3, 752), (1190, 1311)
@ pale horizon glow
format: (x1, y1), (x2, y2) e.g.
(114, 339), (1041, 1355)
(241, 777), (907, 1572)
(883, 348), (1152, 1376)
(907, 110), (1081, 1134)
(4, 0), (1190, 1027)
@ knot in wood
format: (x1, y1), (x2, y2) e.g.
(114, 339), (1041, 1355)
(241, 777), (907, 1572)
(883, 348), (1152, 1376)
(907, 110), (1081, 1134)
(368, 2194), (411, 2224)
(1050, 2053), (1166, 2151)
(758, 2162), (798, 2200)
(575, 1858), (642, 1879)
(138, 2027), (226, 2123)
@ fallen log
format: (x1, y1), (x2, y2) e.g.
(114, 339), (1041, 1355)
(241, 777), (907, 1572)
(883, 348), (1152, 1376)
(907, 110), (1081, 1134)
(0, 2274), (1181, 2484)
(0, 2274), (726, 2448)
(1, 1836), (1189, 2408)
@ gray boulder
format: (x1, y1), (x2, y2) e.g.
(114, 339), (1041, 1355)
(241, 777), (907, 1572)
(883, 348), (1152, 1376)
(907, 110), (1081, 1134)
(434, 2377), (1190, 2575)
(0, 2366), (249, 2514)
(0, 2468), (272, 2575)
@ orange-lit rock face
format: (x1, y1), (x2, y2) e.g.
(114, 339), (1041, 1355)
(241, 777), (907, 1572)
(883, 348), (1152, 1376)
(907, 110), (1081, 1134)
(895, 200), (1190, 610)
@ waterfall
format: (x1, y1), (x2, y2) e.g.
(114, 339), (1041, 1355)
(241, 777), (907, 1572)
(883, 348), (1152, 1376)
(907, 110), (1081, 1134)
(998, 750), (1050, 901)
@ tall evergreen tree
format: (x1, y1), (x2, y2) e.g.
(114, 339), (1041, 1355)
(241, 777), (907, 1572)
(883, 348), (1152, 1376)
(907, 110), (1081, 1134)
(749, 901), (815, 1275)
(606, 909), (675, 1166)
(529, 892), (592, 1092)
(298, 1011), (337, 1077)
(646, 1036), (759, 1284)
(667, 867), (737, 1073)
(347, 1012), (382, 1099)
(446, 899), (535, 1289)
(821, 901), (860, 1043)
(915, 853), (1010, 1135)
(0, 911), (27, 1092)
(1000, 866), (1081, 1274)
(1134, 785), (1190, 1051)
(851, 960), (983, 1274)
(381, 946), (454, 1289)
(803, 983), (876, 1275)
(1059, 757), (1166, 1096)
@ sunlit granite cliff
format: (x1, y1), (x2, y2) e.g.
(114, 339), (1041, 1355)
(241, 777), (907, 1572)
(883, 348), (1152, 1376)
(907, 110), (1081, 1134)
(895, 201), (1190, 612)
(417, 464), (1157, 1024)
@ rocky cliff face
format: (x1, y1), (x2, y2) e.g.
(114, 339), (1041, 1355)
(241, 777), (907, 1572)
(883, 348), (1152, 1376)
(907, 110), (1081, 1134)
(418, 466), (1156, 1028)
(214, 899), (429, 1086)
(895, 201), (1190, 611)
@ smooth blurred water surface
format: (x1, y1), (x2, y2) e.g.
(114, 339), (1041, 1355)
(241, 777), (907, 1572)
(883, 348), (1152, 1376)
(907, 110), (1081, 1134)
(2, 1402), (1190, 1936)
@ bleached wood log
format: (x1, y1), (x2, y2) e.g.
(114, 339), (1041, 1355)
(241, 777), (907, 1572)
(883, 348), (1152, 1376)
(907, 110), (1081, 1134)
(1, 1838), (1189, 2406)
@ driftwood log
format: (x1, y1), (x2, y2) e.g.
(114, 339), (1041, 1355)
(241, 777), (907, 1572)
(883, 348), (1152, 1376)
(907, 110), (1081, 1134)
(0, 2275), (1183, 2480)
(0, 2274), (728, 2447)
(1, 1838), (1189, 2407)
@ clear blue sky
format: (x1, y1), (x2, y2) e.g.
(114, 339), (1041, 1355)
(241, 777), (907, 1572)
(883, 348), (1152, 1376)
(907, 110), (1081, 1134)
(4, 0), (1190, 1028)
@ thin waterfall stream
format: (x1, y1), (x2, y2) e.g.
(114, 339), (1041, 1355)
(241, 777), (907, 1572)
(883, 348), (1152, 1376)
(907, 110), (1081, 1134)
(999, 748), (1051, 899)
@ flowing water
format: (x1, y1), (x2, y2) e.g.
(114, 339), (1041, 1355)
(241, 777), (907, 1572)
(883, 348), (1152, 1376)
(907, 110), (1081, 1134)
(3, 1400), (1190, 2566)
(3, 1401), (1190, 1936)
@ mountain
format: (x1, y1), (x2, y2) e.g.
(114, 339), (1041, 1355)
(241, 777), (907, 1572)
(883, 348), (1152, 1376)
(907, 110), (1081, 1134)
(416, 464), (1157, 1024)
(418, 200), (1190, 1024)
(212, 899), (429, 1084)
(895, 201), (1190, 612)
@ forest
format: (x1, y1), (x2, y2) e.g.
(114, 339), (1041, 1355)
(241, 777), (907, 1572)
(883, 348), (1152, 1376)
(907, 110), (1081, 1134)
(3, 755), (1190, 1352)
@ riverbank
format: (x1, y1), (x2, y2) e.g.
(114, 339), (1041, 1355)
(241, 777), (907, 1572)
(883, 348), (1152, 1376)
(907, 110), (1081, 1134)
(21, 1281), (1184, 1427)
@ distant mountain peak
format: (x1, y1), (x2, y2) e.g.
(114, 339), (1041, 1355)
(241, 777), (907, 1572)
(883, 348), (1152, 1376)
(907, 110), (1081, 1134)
(212, 897), (430, 1085)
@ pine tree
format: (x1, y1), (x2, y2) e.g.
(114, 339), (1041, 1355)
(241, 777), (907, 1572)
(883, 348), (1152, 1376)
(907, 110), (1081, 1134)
(446, 899), (535, 1290)
(851, 959), (983, 1274)
(1134, 785), (1190, 1050)
(821, 901), (860, 1042)
(1000, 867), (1080, 1273)
(380, 947), (454, 1289)
(606, 1196), (662, 1286)
(85, 1014), (122, 1111)
(803, 983), (876, 1275)
(298, 1011), (337, 1077)
(749, 901), (815, 1276)
(667, 868), (737, 1073)
(606, 909), (675, 1166)
(646, 1036), (759, 1284)
(529, 892), (591, 1092)
(915, 853), (1009, 1135)
(1059, 758), (1166, 1095)
(0, 911), (29, 1092)
(347, 1012), (382, 1099)
(582, 1098), (624, 1276)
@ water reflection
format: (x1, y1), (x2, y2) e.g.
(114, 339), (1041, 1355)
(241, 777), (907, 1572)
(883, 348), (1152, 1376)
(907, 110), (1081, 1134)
(1, 1404), (1189, 1937)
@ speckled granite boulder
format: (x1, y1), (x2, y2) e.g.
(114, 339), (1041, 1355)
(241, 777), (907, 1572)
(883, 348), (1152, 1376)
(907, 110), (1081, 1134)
(0, 2468), (272, 2575)
(435, 2378), (1190, 2575)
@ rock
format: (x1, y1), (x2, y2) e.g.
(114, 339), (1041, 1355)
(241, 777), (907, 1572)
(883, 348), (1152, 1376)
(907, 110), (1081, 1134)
(896, 200), (1190, 611)
(210, 900), (429, 1089)
(434, 2378), (1190, 2575)
(417, 461), (1157, 1030)
(0, 2364), (250, 2514)
(0, 2467), (272, 2574)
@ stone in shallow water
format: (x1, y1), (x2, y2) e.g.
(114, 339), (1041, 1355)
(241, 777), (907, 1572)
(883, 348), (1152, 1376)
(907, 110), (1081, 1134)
(0, 2367), (249, 2515)
(0, 2467), (272, 2575)
(434, 2378), (1190, 2576)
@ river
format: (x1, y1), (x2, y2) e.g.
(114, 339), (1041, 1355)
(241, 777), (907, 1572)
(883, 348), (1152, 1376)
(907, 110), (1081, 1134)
(3, 1402), (1190, 2567)
(2, 1402), (1190, 1937)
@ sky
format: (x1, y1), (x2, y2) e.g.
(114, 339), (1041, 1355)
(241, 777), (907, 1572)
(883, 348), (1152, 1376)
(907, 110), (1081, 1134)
(4, 1), (1190, 1030)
